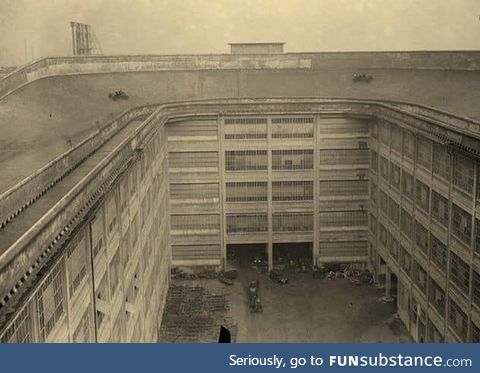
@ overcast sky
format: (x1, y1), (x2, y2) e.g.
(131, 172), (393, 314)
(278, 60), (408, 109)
(0, 0), (479, 66)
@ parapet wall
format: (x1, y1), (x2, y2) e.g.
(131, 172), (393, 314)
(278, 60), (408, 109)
(2, 51), (480, 100)
(0, 105), (157, 230)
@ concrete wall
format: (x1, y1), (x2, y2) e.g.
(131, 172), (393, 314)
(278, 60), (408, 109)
(3, 52), (480, 118)
(368, 115), (480, 343)
(0, 105), (157, 230)
(0, 120), (170, 342)
(1, 98), (479, 342)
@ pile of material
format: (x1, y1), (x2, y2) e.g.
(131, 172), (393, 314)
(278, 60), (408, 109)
(170, 267), (217, 280)
(160, 284), (236, 342)
(315, 264), (373, 285)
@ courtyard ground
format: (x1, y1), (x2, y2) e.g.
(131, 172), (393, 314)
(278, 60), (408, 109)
(159, 266), (411, 343)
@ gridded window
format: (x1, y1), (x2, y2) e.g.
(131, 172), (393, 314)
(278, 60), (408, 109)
(403, 130), (415, 160)
(318, 241), (368, 257)
(415, 179), (430, 213)
(224, 117), (267, 139)
(131, 214), (139, 249)
(380, 122), (390, 145)
(400, 246), (411, 276)
(388, 232), (399, 261)
(401, 170), (413, 200)
(389, 197), (400, 226)
(36, 261), (66, 341)
(370, 213), (377, 235)
(72, 307), (91, 343)
(430, 234), (447, 272)
(272, 149), (313, 170)
(390, 124), (403, 153)
(370, 150), (378, 173)
(427, 319), (444, 343)
(380, 156), (389, 181)
(273, 212), (313, 232)
(379, 223), (388, 247)
(416, 136), (432, 169)
(476, 219), (480, 255)
(273, 181), (313, 201)
(319, 210), (367, 227)
(106, 196), (117, 236)
(448, 299), (468, 341)
(170, 183), (219, 200)
(226, 214), (267, 233)
(371, 122), (378, 138)
(0, 303), (34, 342)
(450, 252), (470, 296)
(473, 271), (480, 309)
(432, 191), (449, 227)
(379, 190), (388, 214)
(433, 144), (451, 181)
(389, 162), (401, 190)
(319, 149), (369, 165)
(429, 278), (446, 316)
(169, 152), (218, 168)
(370, 181), (378, 204)
(271, 117), (314, 138)
(226, 182), (267, 202)
(453, 154), (475, 194)
(109, 248), (122, 296)
(452, 204), (472, 245)
(413, 260), (427, 295)
(414, 221), (429, 256)
(319, 180), (368, 196)
(400, 209), (413, 237)
(471, 322), (480, 343)
(171, 214), (220, 230)
(90, 213), (104, 258)
(128, 166), (138, 198)
(67, 232), (88, 298)
(119, 180), (129, 214)
(225, 150), (267, 171)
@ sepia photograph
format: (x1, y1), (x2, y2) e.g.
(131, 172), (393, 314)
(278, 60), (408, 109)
(0, 0), (479, 345)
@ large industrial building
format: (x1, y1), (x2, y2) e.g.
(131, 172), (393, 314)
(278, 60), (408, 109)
(0, 45), (479, 343)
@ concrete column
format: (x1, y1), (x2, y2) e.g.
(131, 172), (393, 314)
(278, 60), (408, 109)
(218, 115), (227, 270)
(385, 265), (392, 299)
(313, 114), (319, 265)
(267, 116), (273, 271)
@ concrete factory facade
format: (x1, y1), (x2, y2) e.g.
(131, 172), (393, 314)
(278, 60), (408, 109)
(0, 49), (479, 343)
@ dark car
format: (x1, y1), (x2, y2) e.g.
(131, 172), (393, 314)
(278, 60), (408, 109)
(108, 90), (129, 101)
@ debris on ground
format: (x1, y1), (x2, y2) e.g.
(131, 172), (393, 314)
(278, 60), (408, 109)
(160, 283), (237, 342)
(269, 270), (289, 285)
(218, 274), (234, 286)
(312, 263), (374, 285)
(171, 267), (218, 280)
(377, 296), (395, 303)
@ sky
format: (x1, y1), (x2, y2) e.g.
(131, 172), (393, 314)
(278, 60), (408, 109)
(0, 0), (479, 66)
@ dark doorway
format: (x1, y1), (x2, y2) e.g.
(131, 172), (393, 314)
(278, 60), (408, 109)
(226, 243), (267, 269)
(273, 242), (312, 267)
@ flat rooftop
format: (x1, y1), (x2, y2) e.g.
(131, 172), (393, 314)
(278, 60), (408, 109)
(1, 51), (480, 194)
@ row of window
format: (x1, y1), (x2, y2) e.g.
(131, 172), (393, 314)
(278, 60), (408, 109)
(224, 180), (368, 202)
(225, 148), (371, 171)
(373, 176), (477, 248)
(223, 117), (315, 139)
(225, 213), (314, 232)
(372, 125), (477, 195)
